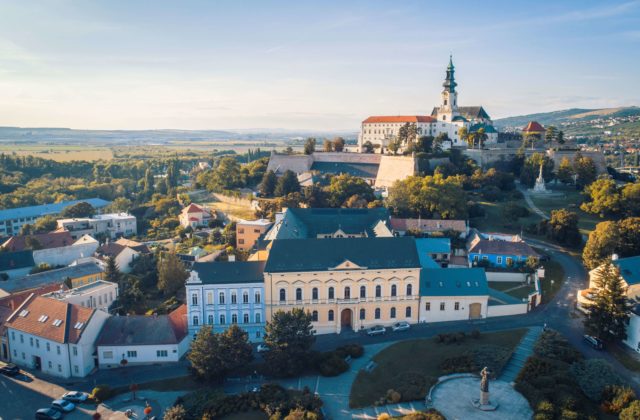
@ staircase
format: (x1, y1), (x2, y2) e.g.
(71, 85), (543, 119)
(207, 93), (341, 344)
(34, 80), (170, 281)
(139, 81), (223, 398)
(500, 326), (543, 383)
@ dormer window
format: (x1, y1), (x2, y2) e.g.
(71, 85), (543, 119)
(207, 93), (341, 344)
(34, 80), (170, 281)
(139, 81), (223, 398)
(19, 310), (29, 317)
(52, 319), (63, 327)
(38, 315), (48, 322)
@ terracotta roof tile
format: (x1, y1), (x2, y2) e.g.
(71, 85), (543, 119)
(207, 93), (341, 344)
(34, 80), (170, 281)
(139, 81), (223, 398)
(522, 121), (545, 133)
(1, 231), (74, 252)
(362, 115), (435, 124)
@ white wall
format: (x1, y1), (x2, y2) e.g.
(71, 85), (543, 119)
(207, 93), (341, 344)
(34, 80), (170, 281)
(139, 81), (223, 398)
(485, 272), (529, 282)
(624, 313), (640, 353)
(98, 342), (183, 368)
(33, 242), (99, 267)
(115, 247), (139, 273)
(486, 303), (528, 317)
(419, 296), (488, 323)
(8, 329), (72, 378)
(76, 310), (109, 376)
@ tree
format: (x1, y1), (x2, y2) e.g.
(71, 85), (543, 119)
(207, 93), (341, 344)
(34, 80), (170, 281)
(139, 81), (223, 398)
(61, 202), (95, 218)
(274, 170), (300, 197)
(157, 252), (189, 295)
(259, 170), (277, 197)
(541, 209), (581, 246)
(621, 182), (640, 217)
(325, 174), (374, 207)
(386, 174), (468, 219)
(362, 141), (374, 153)
(188, 327), (221, 381)
(519, 153), (554, 188)
(434, 133), (449, 152)
(620, 401), (640, 420)
(222, 221), (237, 247)
(415, 136), (434, 154)
(104, 256), (121, 284)
(24, 236), (43, 250)
(143, 168), (155, 198)
(303, 138), (316, 155)
(387, 138), (401, 155)
(556, 157), (575, 185)
(263, 308), (315, 377)
(458, 127), (468, 148)
(545, 125), (558, 144)
(107, 197), (133, 213)
(322, 139), (333, 152)
(217, 324), (253, 373)
(573, 154), (597, 187)
(332, 137), (345, 152)
(580, 178), (621, 217)
(163, 405), (187, 420)
(201, 157), (243, 191)
(584, 260), (630, 343)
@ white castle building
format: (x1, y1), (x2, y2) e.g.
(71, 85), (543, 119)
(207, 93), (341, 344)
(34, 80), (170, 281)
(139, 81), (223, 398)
(358, 57), (497, 153)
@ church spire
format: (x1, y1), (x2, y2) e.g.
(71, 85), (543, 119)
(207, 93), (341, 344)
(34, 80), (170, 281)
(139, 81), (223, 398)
(443, 55), (457, 93)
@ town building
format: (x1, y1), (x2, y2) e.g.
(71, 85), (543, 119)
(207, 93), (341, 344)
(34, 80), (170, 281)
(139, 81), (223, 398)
(521, 121), (546, 145)
(96, 305), (189, 368)
(5, 295), (109, 378)
(390, 218), (468, 238)
(236, 219), (273, 251)
(31, 234), (99, 268)
(1, 231), (74, 252)
(357, 57), (497, 153)
(0, 261), (104, 295)
(263, 237), (422, 334)
(186, 261), (266, 342)
(419, 268), (489, 322)
(43, 280), (118, 312)
(467, 231), (539, 268)
(56, 213), (137, 240)
(95, 238), (150, 273)
(179, 203), (213, 229)
(415, 238), (451, 268)
(0, 198), (110, 238)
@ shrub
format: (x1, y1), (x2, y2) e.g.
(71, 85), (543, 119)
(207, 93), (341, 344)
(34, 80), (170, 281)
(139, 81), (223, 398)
(339, 343), (364, 358)
(91, 385), (112, 403)
(534, 330), (581, 364)
(601, 385), (636, 414)
(469, 344), (511, 376)
(569, 359), (623, 401)
(392, 372), (429, 401)
(516, 357), (558, 383)
(620, 400), (640, 420)
(470, 329), (481, 339)
(402, 410), (446, 420)
(377, 414), (391, 420)
(163, 405), (187, 420)
(385, 389), (401, 404)
(317, 354), (349, 377)
(440, 355), (475, 374)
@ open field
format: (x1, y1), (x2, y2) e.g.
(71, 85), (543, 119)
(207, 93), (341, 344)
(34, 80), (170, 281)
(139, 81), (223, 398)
(349, 329), (526, 408)
(529, 185), (600, 234)
(1, 144), (114, 161)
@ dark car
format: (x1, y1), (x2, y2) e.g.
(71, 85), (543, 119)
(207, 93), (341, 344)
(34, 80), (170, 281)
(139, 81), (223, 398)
(583, 334), (603, 350)
(0, 363), (20, 377)
(35, 408), (63, 420)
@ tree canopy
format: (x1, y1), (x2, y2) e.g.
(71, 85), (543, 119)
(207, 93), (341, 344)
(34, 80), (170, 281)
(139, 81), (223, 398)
(263, 308), (315, 377)
(583, 218), (640, 269)
(386, 174), (467, 219)
(157, 252), (189, 295)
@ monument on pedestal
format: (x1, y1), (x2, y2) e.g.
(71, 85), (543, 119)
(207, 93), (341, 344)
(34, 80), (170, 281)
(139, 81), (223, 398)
(532, 163), (548, 193)
(472, 367), (499, 411)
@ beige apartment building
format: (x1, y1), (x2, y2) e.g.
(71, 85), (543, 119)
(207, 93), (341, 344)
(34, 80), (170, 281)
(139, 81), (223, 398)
(263, 237), (421, 334)
(236, 219), (272, 251)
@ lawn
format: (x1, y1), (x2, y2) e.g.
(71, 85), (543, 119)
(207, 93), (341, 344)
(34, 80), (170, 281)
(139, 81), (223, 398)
(528, 186), (601, 234)
(539, 259), (565, 303)
(349, 328), (527, 408)
(488, 281), (536, 300)
(471, 199), (543, 234)
(111, 375), (206, 396)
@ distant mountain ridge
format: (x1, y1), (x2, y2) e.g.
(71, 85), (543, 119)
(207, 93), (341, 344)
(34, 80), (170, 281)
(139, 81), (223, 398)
(495, 106), (640, 129)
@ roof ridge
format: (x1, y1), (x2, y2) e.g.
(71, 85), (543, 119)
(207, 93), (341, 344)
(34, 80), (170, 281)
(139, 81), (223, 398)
(5, 292), (35, 323)
(63, 302), (71, 343)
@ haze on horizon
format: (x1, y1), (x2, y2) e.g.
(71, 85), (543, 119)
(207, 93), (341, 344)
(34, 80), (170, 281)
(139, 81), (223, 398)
(0, 0), (639, 131)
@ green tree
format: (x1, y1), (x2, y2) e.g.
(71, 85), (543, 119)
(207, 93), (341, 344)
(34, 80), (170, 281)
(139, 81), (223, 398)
(386, 174), (468, 219)
(620, 400), (640, 420)
(362, 141), (374, 153)
(104, 256), (121, 284)
(415, 135), (434, 154)
(542, 209), (581, 246)
(545, 125), (558, 144)
(583, 218), (640, 269)
(332, 137), (345, 152)
(325, 174), (374, 207)
(163, 405), (187, 420)
(143, 168), (155, 199)
(556, 157), (575, 185)
(24, 236), (43, 250)
(274, 170), (300, 197)
(303, 138), (316, 155)
(434, 133), (449, 152)
(107, 197), (133, 213)
(519, 153), (554, 188)
(187, 326), (221, 381)
(202, 157), (244, 191)
(222, 222), (236, 246)
(61, 201), (95, 218)
(573, 154), (597, 187)
(157, 252), (189, 296)
(387, 138), (401, 155)
(580, 178), (621, 217)
(259, 170), (277, 197)
(263, 308), (315, 377)
(322, 139), (333, 152)
(583, 260), (630, 343)
(621, 182), (640, 217)
(217, 324), (254, 373)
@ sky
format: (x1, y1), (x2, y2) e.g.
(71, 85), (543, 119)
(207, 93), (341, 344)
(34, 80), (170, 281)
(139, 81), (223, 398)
(0, 0), (639, 131)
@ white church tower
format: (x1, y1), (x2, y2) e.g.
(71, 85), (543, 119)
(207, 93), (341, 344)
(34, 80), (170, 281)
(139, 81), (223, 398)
(438, 55), (459, 123)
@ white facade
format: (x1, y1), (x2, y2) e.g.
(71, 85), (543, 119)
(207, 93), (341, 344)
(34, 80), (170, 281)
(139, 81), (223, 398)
(7, 310), (109, 378)
(97, 339), (190, 368)
(43, 280), (118, 312)
(57, 213), (137, 240)
(113, 246), (140, 274)
(186, 275), (266, 342)
(624, 312), (640, 354)
(32, 235), (99, 267)
(419, 295), (489, 323)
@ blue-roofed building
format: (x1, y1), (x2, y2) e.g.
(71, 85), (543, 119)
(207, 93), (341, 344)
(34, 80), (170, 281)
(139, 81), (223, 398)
(415, 238), (451, 268)
(0, 198), (111, 238)
(419, 268), (489, 322)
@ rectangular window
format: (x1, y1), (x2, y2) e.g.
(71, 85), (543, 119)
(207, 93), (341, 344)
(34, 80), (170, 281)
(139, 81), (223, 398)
(22, 352), (25, 360)
(255, 293), (261, 304)
(207, 292), (213, 305)
(35, 339), (39, 348)
(30, 337), (33, 347)
(425, 302), (431, 311)
(127, 350), (137, 358)
(103, 351), (113, 359)
(496, 256), (502, 264)
(238, 239), (244, 244)
(473, 255), (479, 262)
(74, 365), (79, 374)
(440, 302), (445, 311)
(482, 256), (488, 261)
(157, 350), (168, 358)
(73, 347), (78, 356)
(48, 361), (52, 369)
(58, 364), (62, 372)
(47, 343), (50, 352)
(20, 334), (24, 343)
(454, 302), (460, 311)
(191, 294), (198, 305)
(57, 346), (61, 355)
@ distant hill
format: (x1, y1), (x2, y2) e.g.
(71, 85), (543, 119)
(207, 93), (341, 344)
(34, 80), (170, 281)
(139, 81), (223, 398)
(494, 106), (640, 138)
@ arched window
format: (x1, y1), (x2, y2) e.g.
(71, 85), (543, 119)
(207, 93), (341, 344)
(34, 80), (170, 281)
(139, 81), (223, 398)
(390, 307), (396, 318)
(207, 292), (213, 305)
(406, 306), (412, 318)
(219, 292), (225, 304)
(232, 314), (238, 324)
(231, 292), (237, 304)
(375, 285), (381, 298)
(191, 293), (198, 305)
(220, 314), (226, 324)
(359, 308), (366, 320)
(255, 292), (261, 303)
(391, 285), (397, 297)
(328, 310), (334, 321)
(243, 313), (249, 323)
(207, 314), (214, 325)
(328, 287), (335, 300)
(296, 288), (302, 301)
(312, 287), (318, 300)
(255, 312), (261, 323)
(243, 292), (249, 304)
(374, 308), (381, 319)
(312, 311), (318, 322)
(344, 286), (351, 299)
(360, 285), (366, 298)
(406, 284), (412, 296)
(192, 315), (199, 326)
(279, 289), (286, 302)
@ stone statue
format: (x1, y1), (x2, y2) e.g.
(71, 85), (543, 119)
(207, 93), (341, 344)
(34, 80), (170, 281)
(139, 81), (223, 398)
(480, 367), (490, 393)
(472, 366), (498, 410)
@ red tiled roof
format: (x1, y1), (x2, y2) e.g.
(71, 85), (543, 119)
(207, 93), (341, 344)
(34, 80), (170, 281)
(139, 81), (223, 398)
(1, 231), (74, 252)
(183, 203), (204, 214)
(0, 283), (67, 313)
(5, 295), (94, 344)
(522, 121), (545, 133)
(168, 304), (188, 341)
(363, 115), (435, 124)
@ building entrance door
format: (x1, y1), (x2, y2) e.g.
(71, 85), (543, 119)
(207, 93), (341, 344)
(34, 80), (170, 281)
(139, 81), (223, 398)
(340, 309), (352, 330)
(469, 303), (482, 319)
(33, 356), (42, 370)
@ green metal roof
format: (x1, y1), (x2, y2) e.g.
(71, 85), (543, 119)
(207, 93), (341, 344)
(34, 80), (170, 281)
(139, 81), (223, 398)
(420, 268), (489, 296)
(265, 237), (421, 273)
(469, 123), (497, 134)
(191, 261), (266, 284)
(310, 162), (379, 179)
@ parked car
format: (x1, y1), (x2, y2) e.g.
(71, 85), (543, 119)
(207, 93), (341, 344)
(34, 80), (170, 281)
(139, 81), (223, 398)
(367, 325), (386, 336)
(51, 399), (75, 413)
(61, 391), (88, 403)
(0, 363), (20, 377)
(583, 334), (603, 350)
(35, 408), (63, 420)
(257, 344), (270, 353)
(392, 321), (410, 332)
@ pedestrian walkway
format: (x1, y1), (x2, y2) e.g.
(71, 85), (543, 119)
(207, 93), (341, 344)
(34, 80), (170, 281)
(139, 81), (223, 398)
(518, 185), (549, 220)
(499, 326), (543, 383)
